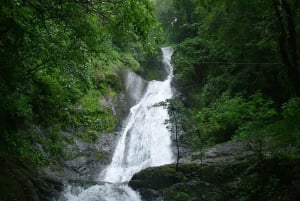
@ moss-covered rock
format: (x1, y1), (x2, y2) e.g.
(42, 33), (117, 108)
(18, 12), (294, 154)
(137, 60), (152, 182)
(130, 165), (180, 190)
(129, 163), (235, 201)
(129, 155), (300, 201)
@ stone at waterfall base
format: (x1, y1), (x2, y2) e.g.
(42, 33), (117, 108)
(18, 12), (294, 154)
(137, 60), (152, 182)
(129, 141), (300, 201)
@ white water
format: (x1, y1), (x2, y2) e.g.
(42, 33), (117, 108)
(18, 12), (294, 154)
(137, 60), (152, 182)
(63, 184), (142, 201)
(61, 47), (174, 201)
(123, 70), (147, 106)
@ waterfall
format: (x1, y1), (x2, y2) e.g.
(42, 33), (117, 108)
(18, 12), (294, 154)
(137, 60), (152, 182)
(123, 70), (147, 106)
(61, 47), (174, 201)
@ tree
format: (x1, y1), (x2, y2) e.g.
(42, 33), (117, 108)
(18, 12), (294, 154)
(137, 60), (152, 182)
(272, 0), (300, 96)
(156, 98), (186, 171)
(0, 0), (160, 162)
(0, 0), (158, 126)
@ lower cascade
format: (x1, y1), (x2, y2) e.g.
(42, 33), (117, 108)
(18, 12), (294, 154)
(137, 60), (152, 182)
(61, 47), (174, 201)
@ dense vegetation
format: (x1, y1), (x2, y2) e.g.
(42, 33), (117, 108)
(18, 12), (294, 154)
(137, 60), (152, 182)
(153, 0), (300, 200)
(0, 0), (159, 165)
(155, 0), (300, 156)
(2, 0), (300, 200)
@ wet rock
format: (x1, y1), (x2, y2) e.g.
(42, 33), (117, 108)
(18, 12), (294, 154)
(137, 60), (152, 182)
(129, 140), (255, 201)
(130, 165), (181, 190)
(137, 188), (162, 201)
(44, 131), (118, 181)
(64, 156), (90, 177)
(129, 163), (228, 201)
(118, 68), (148, 107)
(179, 140), (253, 166)
(35, 176), (64, 201)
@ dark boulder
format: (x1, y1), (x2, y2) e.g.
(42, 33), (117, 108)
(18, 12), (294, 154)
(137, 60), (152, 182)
(0, 153), (64, 201)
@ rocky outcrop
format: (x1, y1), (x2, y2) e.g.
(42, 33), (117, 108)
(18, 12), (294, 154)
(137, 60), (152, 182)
(0, 153), (64, 201)
(129, 140), (300, 201)
(129, 162), (246, 201)
(129, 140), (254, 201)
(43, 131), (117, 182)
(180, 140), (253, 166)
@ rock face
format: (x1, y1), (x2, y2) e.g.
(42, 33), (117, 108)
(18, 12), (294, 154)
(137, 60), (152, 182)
(130, 164), (232, 201)
(0, 153), (64, 201)
(129, 140), (300, 201)
(0, 92), (122, 201)
(180, 140), (253, 166)
(39, 66), (141, 196)
(129, 140), (253, 201)
(43, 131), (117, 182)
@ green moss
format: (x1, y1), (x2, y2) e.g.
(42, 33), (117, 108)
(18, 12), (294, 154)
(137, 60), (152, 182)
(63, 152), (86, 161)
(95, 151), (108, 161)
(68, 89), (117, 142)
(77, 129), (99, 143)
(79, 90), (102, 112)
(173, 192), (192, 201)
(104, 73), (122, 93)
(64, 136), (75, 145)
(121, 53), (141, 72)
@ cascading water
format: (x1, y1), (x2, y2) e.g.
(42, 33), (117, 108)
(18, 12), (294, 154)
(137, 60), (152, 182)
(61, 47), (174, 201)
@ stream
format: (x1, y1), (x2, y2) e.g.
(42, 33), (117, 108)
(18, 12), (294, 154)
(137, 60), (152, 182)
(60, 47), (175, 201)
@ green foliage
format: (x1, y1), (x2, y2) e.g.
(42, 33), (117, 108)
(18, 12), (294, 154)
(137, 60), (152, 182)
(5, 129), (47, 166)
(233, 156), (300, 201)
(120, 53), (142, 72)
(80, 90), (102, 112)
(199, 73), (231, 106)
(155, 0), (300, 158)
(192, 93), (277, 143)
(32, 74), (75, 124)
(273, 98), (300, 148)
(68, 90), (117, 142)
(155, 97), (187, 170)
(150, 1), (300, 200)
(167, 0), (296, 97)
(0, 0), (159, 165)
(234, 93), (278, 141)
(152, 0), (176, 43)
(95, 151), (108, 161)
(173, 192), (191, 201)
(172, 36), (232, 107)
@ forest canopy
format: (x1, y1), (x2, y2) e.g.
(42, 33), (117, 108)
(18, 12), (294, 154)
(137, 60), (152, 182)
(0, 0), (159, 163)
(153, 0), (300, 155)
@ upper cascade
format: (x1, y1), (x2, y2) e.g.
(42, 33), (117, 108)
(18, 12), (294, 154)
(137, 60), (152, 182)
(100, 46), (175, 183)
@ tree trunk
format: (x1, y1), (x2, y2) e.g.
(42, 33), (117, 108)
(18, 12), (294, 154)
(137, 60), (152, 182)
(175, 117), (180, 172)
(272, 0), (300, 97)
(172, 109), (180, 172)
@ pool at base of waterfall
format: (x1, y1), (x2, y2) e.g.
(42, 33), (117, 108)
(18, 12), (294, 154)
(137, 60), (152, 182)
(61, 183), (142, 201)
